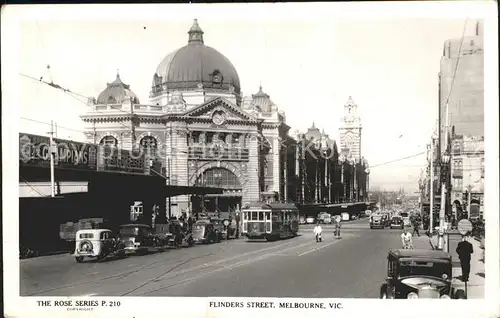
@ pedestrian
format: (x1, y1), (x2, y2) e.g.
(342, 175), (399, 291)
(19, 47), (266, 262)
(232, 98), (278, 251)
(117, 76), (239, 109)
(313, 222), (323, 243)
(401, 228), (413, 249)
(412, 219), (420, 237)
(456, 235), (474, 282)
(334, 217), (341, 239)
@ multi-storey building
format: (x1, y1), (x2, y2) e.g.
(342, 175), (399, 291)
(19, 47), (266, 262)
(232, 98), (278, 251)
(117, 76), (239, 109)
(450, 134), (484, 218)
(439, 20), (484, 153)
(438, 20), (485, 219)
(80, 20), (296, 217)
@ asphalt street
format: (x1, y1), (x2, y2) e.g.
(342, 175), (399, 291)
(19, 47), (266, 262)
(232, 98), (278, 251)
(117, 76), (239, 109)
(20, 218), (406, 298)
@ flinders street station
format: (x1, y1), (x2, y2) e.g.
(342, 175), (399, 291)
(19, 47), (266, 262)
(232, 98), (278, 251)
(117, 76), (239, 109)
(76, 19), (370, 219)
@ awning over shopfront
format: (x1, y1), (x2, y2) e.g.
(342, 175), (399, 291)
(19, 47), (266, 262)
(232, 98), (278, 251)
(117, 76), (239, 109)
(164, 185), (224, 197)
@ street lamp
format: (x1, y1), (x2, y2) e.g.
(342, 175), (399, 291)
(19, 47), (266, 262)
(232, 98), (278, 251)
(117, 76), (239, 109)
(214, 171), (222, 216)
(437, 152), (451, 251)
(365, 168), (370, 202)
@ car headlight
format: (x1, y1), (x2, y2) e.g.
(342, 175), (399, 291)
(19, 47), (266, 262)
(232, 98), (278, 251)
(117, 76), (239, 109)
(407, 292), (419, 299)
(440, 294), (450, 299)
(442, 273), (448, 280)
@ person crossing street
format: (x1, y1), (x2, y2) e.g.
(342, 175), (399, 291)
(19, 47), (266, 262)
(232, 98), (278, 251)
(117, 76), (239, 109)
(401, 228), (413, 249)
(313, 222), (323, 243)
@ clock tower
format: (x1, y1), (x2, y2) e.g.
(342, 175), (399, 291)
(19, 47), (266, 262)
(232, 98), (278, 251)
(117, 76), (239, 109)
(339, 96), (362, 161)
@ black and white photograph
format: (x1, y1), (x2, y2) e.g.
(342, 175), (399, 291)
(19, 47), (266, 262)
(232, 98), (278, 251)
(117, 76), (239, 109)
(2, 2), (499, 318)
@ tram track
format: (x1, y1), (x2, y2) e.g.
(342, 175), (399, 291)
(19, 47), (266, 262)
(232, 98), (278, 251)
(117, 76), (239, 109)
(134, 238), (319, 296)
(23, 234), (311, 296)
(25, 252), (214, 296)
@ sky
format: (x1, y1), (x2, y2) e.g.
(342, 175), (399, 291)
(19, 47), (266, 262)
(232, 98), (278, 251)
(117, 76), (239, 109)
(3, 2), (494, 193)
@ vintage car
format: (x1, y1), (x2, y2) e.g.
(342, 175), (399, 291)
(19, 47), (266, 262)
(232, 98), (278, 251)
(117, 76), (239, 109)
(192, 220), (219, 244)
(370, 214), (385, 229)
(389, 216), (405, 229)
(318, 213), (332, 224)
(118, 224), (167, 254)
(380, 249), (466, 299)
(74, 229), (125, 263)
(157, 220), (194, 248)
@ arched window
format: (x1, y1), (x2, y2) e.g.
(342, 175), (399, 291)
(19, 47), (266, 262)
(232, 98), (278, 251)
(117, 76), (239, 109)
(140, 136), (158, 158)
(100, 135), (118, 147)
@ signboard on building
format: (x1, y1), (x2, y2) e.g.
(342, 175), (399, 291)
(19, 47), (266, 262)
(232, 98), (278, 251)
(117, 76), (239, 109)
(98, 146), (148, 175)
(19, 133), (97, 171)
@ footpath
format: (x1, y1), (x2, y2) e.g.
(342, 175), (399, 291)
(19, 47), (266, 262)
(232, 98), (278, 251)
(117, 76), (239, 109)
(413, 233), (485, 299)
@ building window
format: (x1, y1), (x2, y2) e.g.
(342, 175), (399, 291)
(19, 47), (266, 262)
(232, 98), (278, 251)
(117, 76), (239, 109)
(140, 136), (158, 158)
(100, 135), (118, 147)
(206, 132), (213, 144)
(453, 159), (463, 178)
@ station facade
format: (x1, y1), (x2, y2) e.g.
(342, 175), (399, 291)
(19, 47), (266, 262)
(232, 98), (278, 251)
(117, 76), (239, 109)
(80, 20), (296, 217)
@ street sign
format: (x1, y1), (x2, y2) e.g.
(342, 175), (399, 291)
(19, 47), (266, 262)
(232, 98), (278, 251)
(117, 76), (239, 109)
(457, 219), (473, 235)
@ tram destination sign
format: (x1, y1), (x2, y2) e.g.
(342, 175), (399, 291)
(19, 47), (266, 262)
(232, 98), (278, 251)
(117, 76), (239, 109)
(19, 133), (97, 171)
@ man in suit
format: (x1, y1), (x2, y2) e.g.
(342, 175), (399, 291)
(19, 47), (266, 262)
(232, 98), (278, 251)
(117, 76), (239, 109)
(456, 235), (474, 282)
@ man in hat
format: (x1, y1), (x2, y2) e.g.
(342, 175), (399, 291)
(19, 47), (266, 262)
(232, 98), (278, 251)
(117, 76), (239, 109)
(456, 235), (474, 282)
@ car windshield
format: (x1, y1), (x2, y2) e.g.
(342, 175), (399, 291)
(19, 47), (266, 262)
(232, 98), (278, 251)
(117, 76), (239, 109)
(120, 227), (138, 235)
(399, 259), (450, 278)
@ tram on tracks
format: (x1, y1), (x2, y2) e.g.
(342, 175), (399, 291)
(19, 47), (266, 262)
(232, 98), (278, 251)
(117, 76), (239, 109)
(241, 202), (299, 241)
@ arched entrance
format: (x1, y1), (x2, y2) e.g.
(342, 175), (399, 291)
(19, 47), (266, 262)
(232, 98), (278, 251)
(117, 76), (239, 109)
(191, 167), (243, 214)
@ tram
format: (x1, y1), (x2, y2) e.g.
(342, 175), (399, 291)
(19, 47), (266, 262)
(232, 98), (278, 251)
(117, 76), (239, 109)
(241, 202), (299, 241)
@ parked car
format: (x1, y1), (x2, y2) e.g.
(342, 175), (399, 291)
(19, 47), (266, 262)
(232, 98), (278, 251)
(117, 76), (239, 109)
(380, 249), (466, 299)
(156, 221), (194, 248)
(74, 229), (125, 263)
(192, 220), (219, 244)
(370, 214), (385, 229)
(299, 216), (306, 224)
(318, 213), (332, 224)
(389, 216), (404, 229)
(210, 217), (227, 241)
(306, 216), (316, 224)
(118, 224), (167, 254)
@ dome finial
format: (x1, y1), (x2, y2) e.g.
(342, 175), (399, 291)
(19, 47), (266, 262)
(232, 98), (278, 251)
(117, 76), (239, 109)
(116, 69), (120, 79)
(188, 18), (204, 44)
(312, 121), (316, 128)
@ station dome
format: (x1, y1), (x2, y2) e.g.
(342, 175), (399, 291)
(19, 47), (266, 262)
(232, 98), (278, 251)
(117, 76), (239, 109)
(97, 72), (140, 104)
(151, 19), (241, 97)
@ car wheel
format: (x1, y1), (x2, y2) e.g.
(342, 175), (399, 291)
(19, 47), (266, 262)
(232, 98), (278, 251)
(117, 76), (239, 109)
(380, 284), (389, 299)
(455, 289), (467, 299)
(75, 256), (84, 263)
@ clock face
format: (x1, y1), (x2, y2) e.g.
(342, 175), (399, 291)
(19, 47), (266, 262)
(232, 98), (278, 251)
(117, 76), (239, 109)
(212, 110), (226, 126)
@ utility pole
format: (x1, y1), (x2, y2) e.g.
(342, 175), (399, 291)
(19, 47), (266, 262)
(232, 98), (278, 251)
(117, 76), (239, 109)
(438, 103), (451, 251)
(48, 120), (56, 197)
(429, 139), (434, 232)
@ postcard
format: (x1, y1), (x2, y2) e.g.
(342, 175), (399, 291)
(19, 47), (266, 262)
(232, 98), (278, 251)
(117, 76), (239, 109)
(2, 2), (499, 318)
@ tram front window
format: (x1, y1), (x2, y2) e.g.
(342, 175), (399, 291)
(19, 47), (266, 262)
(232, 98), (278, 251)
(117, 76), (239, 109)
(251, 212), (258, 221)
(265, 212), (271, 221)
(259, 212), (264, 221)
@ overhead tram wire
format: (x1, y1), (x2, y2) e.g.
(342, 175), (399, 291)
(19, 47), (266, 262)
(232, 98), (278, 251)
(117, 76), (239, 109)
(20, 176), (46, 197)
(20, 73), (142, 134)
(444, 18), (469, 107)
(369, 152), (426, 169)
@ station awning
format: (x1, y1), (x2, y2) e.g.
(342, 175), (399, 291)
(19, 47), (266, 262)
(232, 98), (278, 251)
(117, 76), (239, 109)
(164, 185), (224, 197)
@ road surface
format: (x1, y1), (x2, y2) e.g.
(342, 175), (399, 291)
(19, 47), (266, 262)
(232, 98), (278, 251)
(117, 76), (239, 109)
(20, 218), (405, 298)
